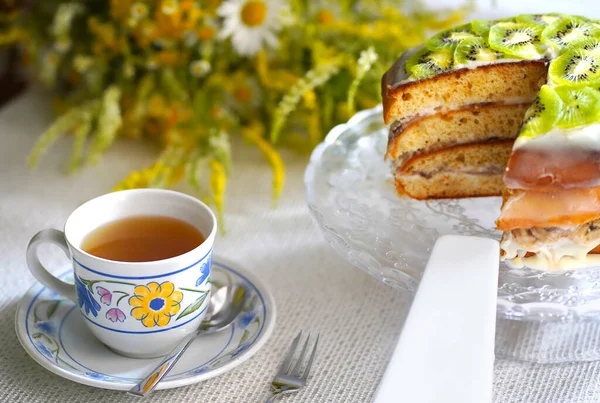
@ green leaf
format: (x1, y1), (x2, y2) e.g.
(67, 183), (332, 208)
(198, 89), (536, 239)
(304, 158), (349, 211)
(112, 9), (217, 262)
(176, 292), (209, 320)
(46, 301), (60, 319)
(239, 329), (250, 345)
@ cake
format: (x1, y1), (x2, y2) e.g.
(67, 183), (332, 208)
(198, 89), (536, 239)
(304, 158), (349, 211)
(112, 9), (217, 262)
(381, 14), (600, 269)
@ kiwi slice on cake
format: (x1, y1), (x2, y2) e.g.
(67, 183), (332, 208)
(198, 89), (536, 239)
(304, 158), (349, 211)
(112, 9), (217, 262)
(554, 85), (600, 129)
(426, 24), (480, 51)
(489, 22), (546, 59)
(549, 48), (600, 86)
(471, 18), (514, 36)
(519, 85), (562, 138)
(405, 47), (454, 80)
(516, 13), (565, 26)
(542, 17), (600, 52)
(571, 37), (600, 56)
(454, 37), (505, 64)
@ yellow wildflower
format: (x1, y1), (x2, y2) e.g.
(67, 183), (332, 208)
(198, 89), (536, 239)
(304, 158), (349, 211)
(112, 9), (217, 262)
(316, 9), (334, 25)
(113, 162), (168, 191)
(110, 0), (134, 21)
(133, 20), (159, 47)
(148, 94), (167, 118)
(255, 50), (297, 90)
(242, 122), (284, 201)
(210, 160), (227, 221)
(156, 50), (181, 66)
(197, 26), (216, 41)
(88, 17), (120, 52)
(156, 0), (201, 39)
(234, 86), (252, 104)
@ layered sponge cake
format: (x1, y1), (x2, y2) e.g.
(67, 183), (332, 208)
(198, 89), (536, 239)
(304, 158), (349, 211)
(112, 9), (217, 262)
(382, 14), (600, 270)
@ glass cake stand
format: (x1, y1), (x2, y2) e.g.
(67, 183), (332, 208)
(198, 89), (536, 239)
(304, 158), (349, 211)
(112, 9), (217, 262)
(305, 105), (600, 363)
(305, 105), (600, 323)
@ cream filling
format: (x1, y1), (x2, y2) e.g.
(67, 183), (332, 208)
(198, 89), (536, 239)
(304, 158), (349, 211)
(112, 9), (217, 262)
(501, 232), (600, 271)
(513, 124), (600, 150)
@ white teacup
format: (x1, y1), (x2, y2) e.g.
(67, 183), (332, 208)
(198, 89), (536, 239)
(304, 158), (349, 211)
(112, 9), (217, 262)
(26, 189), (216, 358)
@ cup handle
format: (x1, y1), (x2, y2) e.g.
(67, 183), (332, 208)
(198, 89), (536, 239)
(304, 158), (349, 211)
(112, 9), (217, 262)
(26, 229), (78, 303)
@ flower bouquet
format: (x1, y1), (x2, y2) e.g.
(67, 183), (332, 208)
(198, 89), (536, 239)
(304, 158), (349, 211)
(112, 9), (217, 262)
(0, 0), (468, 218)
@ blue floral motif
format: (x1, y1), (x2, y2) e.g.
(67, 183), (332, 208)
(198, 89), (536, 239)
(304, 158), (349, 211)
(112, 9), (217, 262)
(86, 372), (110, 380)
(238, 311), (256, 329)
(231, 344), (251, 359)
(34, 321), (55, 336)
(35, 342), (54, 359)
(193, 366), (211, 375)
(75, 276), (101, 317)
(196, 255), (212, 287)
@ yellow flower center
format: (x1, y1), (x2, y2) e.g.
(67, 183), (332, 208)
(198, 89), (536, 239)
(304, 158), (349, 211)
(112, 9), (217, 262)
(317, 9), (334, 25)
(240, 1), (267, 27)
(234, 87), (253, 103)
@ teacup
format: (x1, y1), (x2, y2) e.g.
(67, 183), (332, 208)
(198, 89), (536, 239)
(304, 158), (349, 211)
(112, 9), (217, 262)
(26, 189), (216, 358)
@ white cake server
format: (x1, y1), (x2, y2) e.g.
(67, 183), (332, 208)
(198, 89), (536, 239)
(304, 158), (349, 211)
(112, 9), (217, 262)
(373, 235), (499, 403)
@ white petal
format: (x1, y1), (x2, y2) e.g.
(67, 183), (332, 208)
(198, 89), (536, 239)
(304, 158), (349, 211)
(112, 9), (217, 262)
(217, 0), (241, 16)
(263, 30), (279, 48)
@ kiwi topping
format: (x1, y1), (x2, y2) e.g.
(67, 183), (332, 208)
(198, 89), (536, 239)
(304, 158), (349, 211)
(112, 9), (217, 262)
(549, 48), (600, 86)
(516, 13), (565, 26)
(405, 47), (454, 80)
(519, 85), (562, 138)
(471, 18), (514, 37)
(554, 85), (600, 129)
(489, 22), (546, 59)
(400, 13), (600, 141)
(454, 37), (505, 64)
(542, 17), (600, 52)
(426, 23), (480, 51)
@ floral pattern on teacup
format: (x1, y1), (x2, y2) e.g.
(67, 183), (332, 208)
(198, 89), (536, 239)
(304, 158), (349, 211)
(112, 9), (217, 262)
(196, 254), (211, 287)
(72, 258), (212, 331)
(106, 308), (126, 323)
(129, 281), (183, 328)
(96, 286), (112, 305)
(75, 276), (100, 317)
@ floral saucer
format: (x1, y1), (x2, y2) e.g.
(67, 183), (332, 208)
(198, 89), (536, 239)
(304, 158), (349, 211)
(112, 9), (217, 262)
(15, 257), (276, 391)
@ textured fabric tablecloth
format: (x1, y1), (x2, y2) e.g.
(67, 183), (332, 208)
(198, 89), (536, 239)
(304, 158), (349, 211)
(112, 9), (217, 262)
(3, 89), (600, 403)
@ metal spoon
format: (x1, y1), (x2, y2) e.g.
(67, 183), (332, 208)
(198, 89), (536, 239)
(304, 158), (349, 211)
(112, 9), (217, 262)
(128, 285), (246, 397)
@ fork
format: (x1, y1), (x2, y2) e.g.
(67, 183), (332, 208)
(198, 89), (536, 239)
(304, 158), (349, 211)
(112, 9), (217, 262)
(266, 330), (320, 403)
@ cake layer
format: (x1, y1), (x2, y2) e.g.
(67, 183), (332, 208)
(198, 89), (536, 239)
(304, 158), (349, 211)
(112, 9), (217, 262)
(395, 141), (512, 199)
(500, 219), (600, 270)
(386, 102), (529, 161)
(381, 60), (547, 125)
(497, 187), (600, 231)
(504, 124), (600, 190)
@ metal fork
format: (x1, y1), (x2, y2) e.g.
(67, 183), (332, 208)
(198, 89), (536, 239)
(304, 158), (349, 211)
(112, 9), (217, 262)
(266, 330), (320, 403)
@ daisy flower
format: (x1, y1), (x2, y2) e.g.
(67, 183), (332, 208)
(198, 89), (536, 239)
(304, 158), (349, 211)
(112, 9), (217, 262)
(217, 0), (286, 57)
(190, 60), (211, 77)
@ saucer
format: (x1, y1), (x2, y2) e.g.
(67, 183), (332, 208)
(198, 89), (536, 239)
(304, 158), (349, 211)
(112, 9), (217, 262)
(15, 257), (276, 391)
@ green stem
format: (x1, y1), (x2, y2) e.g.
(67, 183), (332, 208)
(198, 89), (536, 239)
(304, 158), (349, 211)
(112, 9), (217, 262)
(87, 279), (137, 292)
(116, 293), (130, 307)
(179, 287), (207, 293)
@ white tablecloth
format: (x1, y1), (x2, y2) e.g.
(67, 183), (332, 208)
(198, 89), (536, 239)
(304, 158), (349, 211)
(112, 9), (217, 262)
(3, 89), (600, 403)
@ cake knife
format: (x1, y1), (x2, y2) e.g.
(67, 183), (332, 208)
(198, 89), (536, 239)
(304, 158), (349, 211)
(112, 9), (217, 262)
(373, 235), (499, 403)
